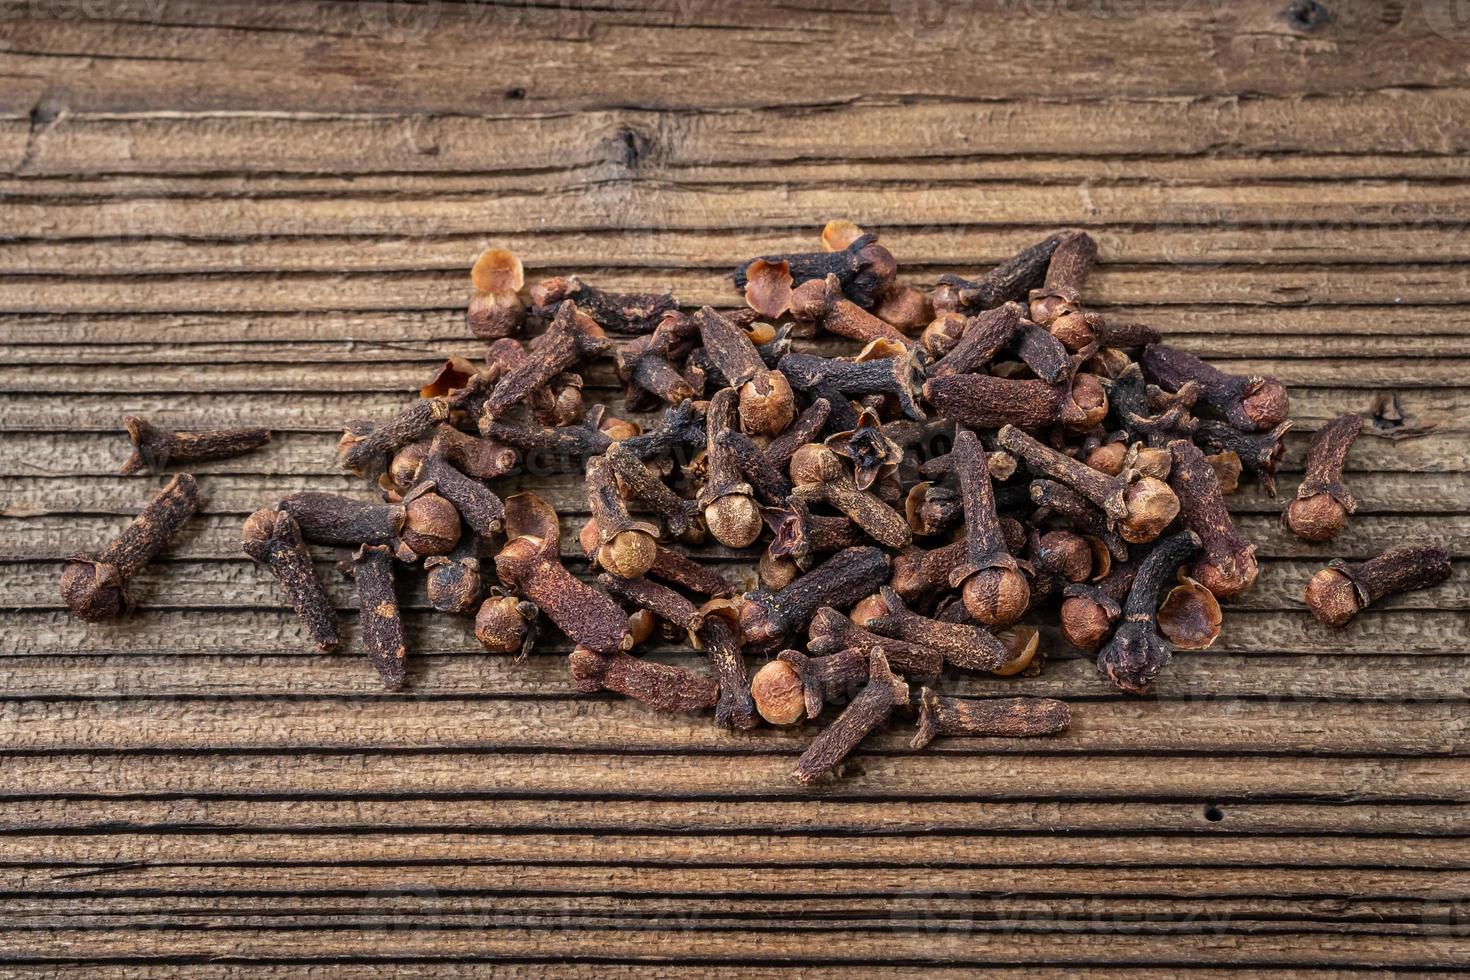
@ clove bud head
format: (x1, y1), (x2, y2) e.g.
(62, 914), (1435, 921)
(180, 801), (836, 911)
(704, 494), (763, 550)
(399, 490), (461, 558)
(1119, 476), (1180, 544)
(737, 371), (796, 437)
(59, 559), (128, 623)
(1037, 530), (1093, 584)
(474, 592), (537, 656)
(1240, 377), (1290, 431)
(1099, 619), (1172, 694)
(1284, 493), (1349, 543)
(1192, 545), (1259, 599)
(599, 529), (658, 580)
(962, 567), (1031, 628)
(750, 659), (806, 726)
(1303, 568), (1361, 627)
(1060, 595), (1113, 652)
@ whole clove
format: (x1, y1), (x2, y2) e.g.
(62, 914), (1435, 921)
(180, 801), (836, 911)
(793, 648), (908, 785)
(119, 415), (270, 475)
(698, 388), (764, 548)
(531, 276), (677, 335)
(752, 648), (871, 725)
(1168, 439), (1258, 597)
(790, 444), (911, 549)
(241, 506), (340, 651)
(396, 484), (462, 561)
(934, 232), (1066, 313)
(341, 543), (409, 690)
(928, 303), (1023, 378)
(1096, 530), (1201, 694)
(1305, 545), (1452, 627)
(764, 397), (833, 473)
(1143, 343), (1288, 433)
(425, 532), (484, 614)
(767, 496), (866, 571)
(474, 589), (539, 658)
(586, 454), (660, 579)
(779, 347), (923, 421)
(694, 307), (795, 436)
(1284, 413), (1363, 542)
(481, 302), (611, 420)
(806, 607), (944, 678)
(949, 428), (1030, 626)
(1193, 418), (1290, 496)
(864, 586), (1009, 673)
(733, 233), (896, 309)
(718, 429), (795, 505)
(340, 398), (451, 479)
(569, 647), (718, 714)
(414, 453), (506, 537)
(604, 442), (702, 539)
(60, 474), (200, 622)
(1060, 561), (1139, 652)
(466, 248), (526, 339)
(910, 691), (1071, 750)
(646, 545), (737, 598)
(740, 546), (891, 652)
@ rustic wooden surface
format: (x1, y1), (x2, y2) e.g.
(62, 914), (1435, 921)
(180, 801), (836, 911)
(2, 0), (1469, 972)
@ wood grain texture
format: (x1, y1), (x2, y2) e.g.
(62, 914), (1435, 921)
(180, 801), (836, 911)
(2, 0), (1468, 970)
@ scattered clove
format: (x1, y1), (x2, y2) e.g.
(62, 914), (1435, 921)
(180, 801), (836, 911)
(751, 648), (871, 725)
(740, 546), (891, 652)
(1143, 343), (1288, 434)
(1305, 545), (1452, 627)
(425, 532), (484, 614)
(793, 648), (908, 785)
(1168, 439), (1258, 597)
(466, 248), (526, 339)
(910, 691), (1071, 750)
(242, 506), (340, 651)
(1096, 530), (1200, 694)
(341, 543), (409, 690)
(1284, 413), (1363, 542)
(119, 415), (270, 475)
(60, 473), (201, 623)
(531, 276), (677, 335)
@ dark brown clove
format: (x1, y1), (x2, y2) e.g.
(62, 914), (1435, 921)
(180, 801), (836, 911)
(928, 302), (1023, 378)
(764, 398), (833, 473)
(466, 248), (526, 339)
(340, 398), (451, 479)
(60, 473), (201, 623)
(341, 543), (409, 690)
(396, 484), (462, 561)
(531, 276), (677, 335)
(1168, 439), (1258, 597)
(717, 429), (795, 505)
(1060, 561), (1139, 652)
(791, 444), (911, 549)
(474, 588), (539, 658)
(277, 492), (404, 547)
(425, 532), (483, 614)
(586, 454), (660, 579)
(1143, 343), (1288, 433)
(1284, 413), (1363, 542)
(789, 274), (912, 348)
(1106, 362), (1198, 447)
(1013, 320), (1073, 385)
(493, 493), (629, 654)
(923, 374), (1066, 430)
(568, 647), (718, 714)
(824, 408), (904, 491)
(949, 428), (1030, 626)
(119, 415), (270, 475)
(752, 648), (872, 725)
(1028, 479), (1129, 562)
(615, 329), (698, 409)
(241, 506), (340, 652)
(740, 546), (891, 653)
(694, 307), (795, 436)
(1192, 419), (1290, 496)
(1096, 530), (1200, 694)
(934, 233), (1067, 314)
(779, 345), (923, 421)
(793, 648), (908, 785)
(910, 691), (1071, 750)
(806, 607), (944, 678)
(481, 403), (616, 467)
(482, 302), (611, 420)
(1028, 231), (1098, 350)
(618, 398), (709, 464)
(414, 452), (506, 538)
(733, 233), (896, 309)
(767, 496), (866, 571)
(698, 387), (763, 548)
(431, 425), (518, 481)
(604, 442), (701, 540)
(865, 587), (1009, 673)
(1305, 545), (1452, 627)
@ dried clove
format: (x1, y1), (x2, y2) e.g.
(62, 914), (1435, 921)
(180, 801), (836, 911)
(431, 426), (518, 481)
(569, 647), (718, 714)
(910, 691), (1071, 750)
(1156, 576), (1223, 650)
(1168, 439), (1258, 597)
(788, 273), (912, 348)
(474, 588), (539, 658)
(60, 473), (200, 622)
(740, 546), (891, 652)
(793, 648), (908, 785)
(466, 248), (526, 339)
(694, 307), (795, 436)
(717, 429), (795, 505)
(531, 276), (677, 335)
(752, 648), (872, 725)
(1305, 545), (1452, 627)
(278, 491), (404, 547)
(241, 506), (340, 651)
(766, 496), (866, 571)
(733, 233), (896, 309)
(790, 444), (911, 549)
(604, 442), (701, 540)
(1190, 419), (1290, 496)
(1106, 362), (1197, 447)
(481, 302), (611, 420)
(586, 454), (660, 579)
(1060, 561), (1139, 652)
(1284, 413), (1363, 542)
(340, 398), (451, 479)
(413, 452), (506, 537)
(779, 345), (923, 421)
(934, 232), (1066, 313)
(646, 545), (737, 598)
(825, 408), (905, 491)
(865, 586), (1009, 673)
(928, 302), (1023, 378)
(698, 387), (764, 548)
(934, 434), (1024, 628)
(1029, 479), (1129, 562)
(396, 484), (462, 561)
(1143, 343), (1288, 433)
(493, 493), (629, 654)
(425, 532), (483, 614)
(119, 415), (270, 475)
(923, 374), (1069, 430)
(1096, 530), (1200, 694)
(1027, 231), (1099, 351)
(341, 543), (409, 690)
(806, 607), (944, 678)
(764, 397), (833, 473)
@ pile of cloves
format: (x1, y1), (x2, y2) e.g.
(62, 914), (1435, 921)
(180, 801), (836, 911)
(66, 222), (1454, 785)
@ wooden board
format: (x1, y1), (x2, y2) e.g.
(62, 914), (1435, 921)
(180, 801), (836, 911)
(2, 0), (1468, 972)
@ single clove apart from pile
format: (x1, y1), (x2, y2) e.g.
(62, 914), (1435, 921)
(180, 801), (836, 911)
(66, 222), (1454, 784)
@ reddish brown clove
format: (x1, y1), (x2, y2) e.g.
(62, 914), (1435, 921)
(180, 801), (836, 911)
(60, 473), (201, 623)
(752, 648), (872, 725)
(431, 426), (518, 481)
(910, 691), (1071, 750)
(278, 492), (404, 547)
(694, 307), (795, 436)
(531, 276), (677, 335)
(413, 452), (506, 538)
(1284, 413), (1363, 542)
(1168, 439), (1258, 598)
(568, 647), (718, 714)
(340, 398), (451, 479)
(789, 273), (912, 348)
(241, 506), (340, 652)
(119, 415), (270, 475)
(341, 543), (409, 690)
(806, 607), (944, 678)
(733, 232), (896, 310)
(923, 374), (1066, 430)
(493, 493), (629, 654)
(425, 533), (483, 614)
(466, 248), (526, 339)
(779, 345), (924, 422)
(1157, 576), (1223, 650)
(1028, 231), (1098, 351)
(482, 302), (611, 420)
(604, 442), (701, 540)
(1143, 343), (1288, 433)
(474, 588), (539, 658)
(928, 302), (1023, 378)
(949, 428), (1030, 626)
(698, 388), (763, 549)
(934, 233), (1067, 314)
(793, 648), (908, 785)
(1192, 419), (1291, 497)
(1059, 561), (1139, 652)
(864, 587), (1009, 673)
(1305, 545), (1452, 627)
(790, 444), (911, 549)
(396, 484), (462, 561)
(586, 454), (659, 579)
(764, 398), (833, 473)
